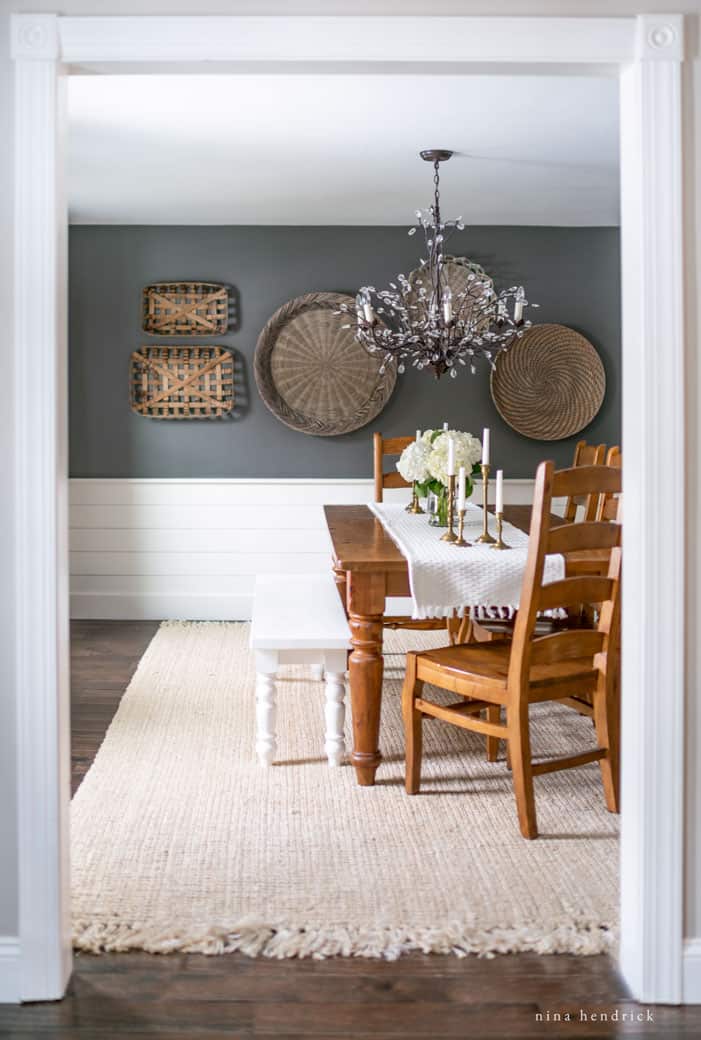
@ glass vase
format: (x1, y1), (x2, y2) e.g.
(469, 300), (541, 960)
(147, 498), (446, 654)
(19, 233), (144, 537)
(427, 486), (450, 527)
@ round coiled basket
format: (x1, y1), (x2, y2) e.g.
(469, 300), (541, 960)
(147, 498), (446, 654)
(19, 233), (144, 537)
(490, 323), (606, 441)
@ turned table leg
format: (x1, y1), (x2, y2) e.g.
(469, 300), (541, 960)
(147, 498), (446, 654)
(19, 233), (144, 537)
(254, 649), (278, 767)
(347, 572), (385, 786)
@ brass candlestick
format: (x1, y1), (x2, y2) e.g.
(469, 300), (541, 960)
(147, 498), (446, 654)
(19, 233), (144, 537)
(452, 508), (470, 547)
(440, 474), (457, 542)
(476, 464), (496, 544)
(405, 481), (425, 514)
(491, 512), (511, 550)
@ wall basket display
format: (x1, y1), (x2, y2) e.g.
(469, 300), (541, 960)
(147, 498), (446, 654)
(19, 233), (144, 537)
(130, 346), (234, 419)
(142, 281), (231, 335)
(254, 291), (397, 436)
(490, 323), (606, 441)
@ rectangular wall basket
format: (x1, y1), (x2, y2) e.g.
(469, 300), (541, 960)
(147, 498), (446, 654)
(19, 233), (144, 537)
(142, 282), (230, 335)
(130, 346), (235, 419)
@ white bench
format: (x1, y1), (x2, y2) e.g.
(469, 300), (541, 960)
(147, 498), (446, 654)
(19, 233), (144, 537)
(250, 573), (350, 767)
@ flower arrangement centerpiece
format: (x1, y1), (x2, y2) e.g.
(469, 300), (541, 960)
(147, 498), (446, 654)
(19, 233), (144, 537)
(397, 429), (482, 527)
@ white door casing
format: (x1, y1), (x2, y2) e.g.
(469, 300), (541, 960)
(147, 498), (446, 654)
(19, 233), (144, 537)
(9, 12), (686, 1004)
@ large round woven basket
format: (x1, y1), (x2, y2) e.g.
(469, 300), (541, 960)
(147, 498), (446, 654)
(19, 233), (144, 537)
(254, 292), (397, 437)
(409, 256), (493, 330)
(490, 323), (606, 441)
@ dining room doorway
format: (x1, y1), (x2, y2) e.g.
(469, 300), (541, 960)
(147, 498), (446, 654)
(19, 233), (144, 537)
(9, 11), (686, 1007)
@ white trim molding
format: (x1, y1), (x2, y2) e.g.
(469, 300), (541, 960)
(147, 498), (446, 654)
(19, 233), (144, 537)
(618, 13), (685, 1006)
(11, 12), (72, 1003)
(58, 15), (635, 67)
(11, 11), (688, 1005)
(683, 940), (701, 1004)
(0, 938), (21, 1005)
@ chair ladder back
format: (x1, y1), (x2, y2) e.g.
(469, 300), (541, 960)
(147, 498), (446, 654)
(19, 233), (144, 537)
(596, 545), (622, 643)
(562, 440), (606, 522)
(510, 461), (622, 688)
(548, 520), (621, 556)
(507, 461), (555, 690)
(373, 432), (413, 503)
(596, 446), (622, 522)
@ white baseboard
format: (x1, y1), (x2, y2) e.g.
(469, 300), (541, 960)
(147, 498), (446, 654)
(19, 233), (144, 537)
(0, 937), (20, 1004)
(683, 939), (701, 1003)
(71, 592), (253, 621)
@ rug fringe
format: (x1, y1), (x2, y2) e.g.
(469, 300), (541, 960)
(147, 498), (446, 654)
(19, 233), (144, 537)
(73, 917), (616, 960)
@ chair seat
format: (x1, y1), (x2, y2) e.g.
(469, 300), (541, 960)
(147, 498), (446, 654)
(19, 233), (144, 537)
(416, 642), (598, 697)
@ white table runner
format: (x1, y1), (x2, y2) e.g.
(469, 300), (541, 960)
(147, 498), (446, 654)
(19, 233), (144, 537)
(369, 502), (564, 619)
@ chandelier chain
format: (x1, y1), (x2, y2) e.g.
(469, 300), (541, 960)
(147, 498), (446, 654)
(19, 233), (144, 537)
(433, 160), (441, 227)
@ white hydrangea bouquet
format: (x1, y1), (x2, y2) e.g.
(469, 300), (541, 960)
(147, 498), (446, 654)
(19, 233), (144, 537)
(397, 429), (482, 525)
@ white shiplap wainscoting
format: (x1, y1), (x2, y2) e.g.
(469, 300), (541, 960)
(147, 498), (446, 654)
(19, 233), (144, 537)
(69, 478), (536, 620)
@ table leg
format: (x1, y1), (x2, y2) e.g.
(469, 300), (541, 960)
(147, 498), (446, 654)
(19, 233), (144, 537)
(347, 572), (385, 786)
(333, 563), (348, 613)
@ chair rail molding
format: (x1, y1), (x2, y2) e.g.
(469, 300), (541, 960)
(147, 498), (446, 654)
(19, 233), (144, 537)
(10, 11), (687, 1005)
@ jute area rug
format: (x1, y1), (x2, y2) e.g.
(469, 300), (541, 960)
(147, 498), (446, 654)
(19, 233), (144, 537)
(72, 621), (619, 960)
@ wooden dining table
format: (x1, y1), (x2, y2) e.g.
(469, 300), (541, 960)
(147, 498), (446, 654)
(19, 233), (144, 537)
(324, 503), (538, 788)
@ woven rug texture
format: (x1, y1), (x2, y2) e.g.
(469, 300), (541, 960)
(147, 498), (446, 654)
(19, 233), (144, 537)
(71, 621), (619, 959)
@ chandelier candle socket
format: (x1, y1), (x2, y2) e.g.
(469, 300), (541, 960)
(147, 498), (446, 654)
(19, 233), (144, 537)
(338, 150), (536, 379)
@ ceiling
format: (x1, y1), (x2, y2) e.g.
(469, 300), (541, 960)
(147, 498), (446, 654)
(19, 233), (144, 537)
(67, 73), (620, 227)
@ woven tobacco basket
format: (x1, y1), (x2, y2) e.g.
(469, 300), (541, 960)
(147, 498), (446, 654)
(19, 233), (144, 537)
(130, 346), (234, 419)
(142, 282), (231, 336)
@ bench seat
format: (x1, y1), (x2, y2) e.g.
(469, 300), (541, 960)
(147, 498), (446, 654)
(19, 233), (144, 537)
(250, 574), (350, 767)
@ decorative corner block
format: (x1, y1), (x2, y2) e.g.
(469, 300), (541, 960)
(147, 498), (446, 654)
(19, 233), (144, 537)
(636, 15), (684, 62)
(10, 14), (60, 61)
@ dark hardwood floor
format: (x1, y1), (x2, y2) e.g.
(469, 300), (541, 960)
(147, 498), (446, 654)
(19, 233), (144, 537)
(0, 620), (698, 1038)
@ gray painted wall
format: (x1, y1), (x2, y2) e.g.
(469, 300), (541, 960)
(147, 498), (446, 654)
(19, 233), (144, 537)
(69, 225), (620, 479)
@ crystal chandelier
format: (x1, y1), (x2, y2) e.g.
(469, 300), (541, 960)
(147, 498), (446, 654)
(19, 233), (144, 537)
(340, 150), (536, 379)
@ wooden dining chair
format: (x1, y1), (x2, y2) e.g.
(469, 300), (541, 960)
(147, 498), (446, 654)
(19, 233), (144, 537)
(373, 432), (412, 503)
(562, 440), (607, 522)
(373, 431), (456, 637)
(596, 446), (622, 522)
(402, 460), (622, 839)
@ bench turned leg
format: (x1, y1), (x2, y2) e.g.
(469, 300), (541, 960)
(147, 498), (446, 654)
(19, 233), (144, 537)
(255, 671), (277, 767)
(324, 672), (346, 766)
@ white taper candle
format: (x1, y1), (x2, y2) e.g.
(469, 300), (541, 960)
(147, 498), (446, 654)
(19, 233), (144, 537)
(482, 428), (490, 466)
(415, 429), (421, 442)
(443, 421), (449, 431)
(447, 437), (455, 477)
(496, 469), (504, 514)
(457, 466), (466, 512)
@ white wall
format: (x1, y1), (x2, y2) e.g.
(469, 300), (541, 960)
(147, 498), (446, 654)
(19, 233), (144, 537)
(1, 0), (699, 956)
